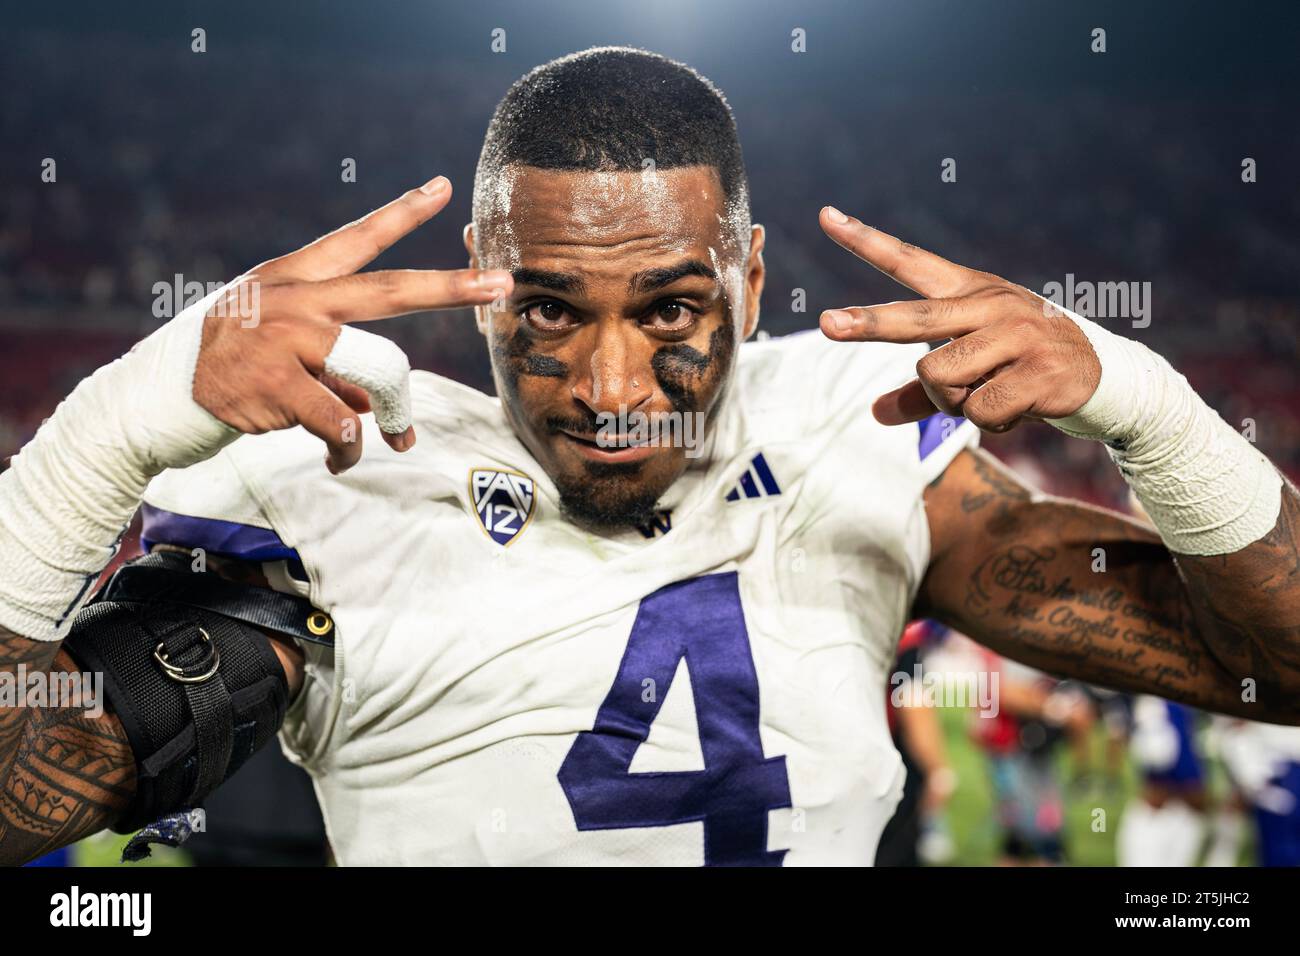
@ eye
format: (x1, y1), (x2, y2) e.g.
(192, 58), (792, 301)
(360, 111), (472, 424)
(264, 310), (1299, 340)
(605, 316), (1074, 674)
(520, 300), (576, 331)
(646, 300), (699, 332)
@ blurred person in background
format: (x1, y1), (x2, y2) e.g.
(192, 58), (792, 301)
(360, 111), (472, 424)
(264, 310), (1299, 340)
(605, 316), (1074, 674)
(1116, 697), (1208, 866)
(1216, 718), (1300, 867)
(972, 651), (1096, 865)
(877, 620), (958, 866)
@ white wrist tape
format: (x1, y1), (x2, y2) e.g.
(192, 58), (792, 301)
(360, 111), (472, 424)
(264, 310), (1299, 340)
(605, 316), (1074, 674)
(1045, 308), (1282, 556)
(0, 286), (240, 640)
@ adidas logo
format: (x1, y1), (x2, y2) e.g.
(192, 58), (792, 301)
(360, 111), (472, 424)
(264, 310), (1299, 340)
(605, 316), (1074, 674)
(724, 453), (781, 501)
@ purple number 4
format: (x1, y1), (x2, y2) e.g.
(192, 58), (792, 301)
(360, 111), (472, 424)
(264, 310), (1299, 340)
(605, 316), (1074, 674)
(558, 572), (792, 866)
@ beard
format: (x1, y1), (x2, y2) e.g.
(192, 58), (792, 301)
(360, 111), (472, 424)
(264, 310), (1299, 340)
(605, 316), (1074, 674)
(553, 459), (668, 531)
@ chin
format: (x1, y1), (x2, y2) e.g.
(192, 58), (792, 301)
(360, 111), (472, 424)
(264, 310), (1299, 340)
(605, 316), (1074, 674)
(553, 460), (673, 530)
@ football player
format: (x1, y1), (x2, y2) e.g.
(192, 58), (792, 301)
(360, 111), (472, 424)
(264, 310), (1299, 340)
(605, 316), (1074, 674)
(2, 48), (1298, 866)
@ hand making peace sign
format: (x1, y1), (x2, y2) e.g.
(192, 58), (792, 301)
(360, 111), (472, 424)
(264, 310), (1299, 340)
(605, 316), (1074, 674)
(193, 176), (513, 473)
(816, 207), (1101, 433)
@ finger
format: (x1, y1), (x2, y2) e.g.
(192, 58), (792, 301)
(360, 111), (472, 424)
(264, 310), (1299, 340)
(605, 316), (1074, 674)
(267, 176), (454, 281)
(821, 297), (989, 344)
(918, 378), (972, 418)
(915, 330), (1023, 388)
(961, 366), (1039, 433)
(319, 373), (372, 413)
(297, 328), (415, 452)
(819, 207), (984, 299)
(304, 268), (514, 323)
(872, 378), (939, 426)
(320, 370), (414, 453)
(322, 325), (413, 440)
(286, 374), (365, 474)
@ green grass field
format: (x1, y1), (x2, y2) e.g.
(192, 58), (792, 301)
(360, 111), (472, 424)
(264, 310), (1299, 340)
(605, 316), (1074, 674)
(936, 707), (1249, 866)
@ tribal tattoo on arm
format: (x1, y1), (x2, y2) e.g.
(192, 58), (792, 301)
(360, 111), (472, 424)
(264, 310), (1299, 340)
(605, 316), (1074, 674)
(0, 628), (135, 865)
(0, 549), (305, 864)
(916, 448), (1300, 724)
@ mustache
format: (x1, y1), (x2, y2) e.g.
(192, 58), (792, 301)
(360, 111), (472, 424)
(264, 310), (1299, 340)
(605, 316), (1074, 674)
(546, 414), (602, 437)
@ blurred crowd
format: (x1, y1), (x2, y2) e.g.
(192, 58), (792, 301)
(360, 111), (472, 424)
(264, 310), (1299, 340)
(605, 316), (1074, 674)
(2, 28), (1298, 508)
(882, 622), (1300, 867)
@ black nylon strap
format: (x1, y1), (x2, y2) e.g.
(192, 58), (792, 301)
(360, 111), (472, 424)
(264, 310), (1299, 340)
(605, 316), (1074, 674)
(96, 553), (334, 647)
(145, 616), (235, 804)
(64, 596), (290, 834)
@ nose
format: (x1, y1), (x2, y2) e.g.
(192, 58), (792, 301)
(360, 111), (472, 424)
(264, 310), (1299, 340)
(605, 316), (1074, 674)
(570, 319), (654, 418)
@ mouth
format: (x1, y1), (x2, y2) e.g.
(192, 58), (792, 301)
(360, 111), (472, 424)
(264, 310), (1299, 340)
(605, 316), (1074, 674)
(558, 429), (658, 464)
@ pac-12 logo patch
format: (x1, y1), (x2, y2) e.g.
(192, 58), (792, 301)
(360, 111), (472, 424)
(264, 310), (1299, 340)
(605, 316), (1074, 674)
(470, 468), (536, 546)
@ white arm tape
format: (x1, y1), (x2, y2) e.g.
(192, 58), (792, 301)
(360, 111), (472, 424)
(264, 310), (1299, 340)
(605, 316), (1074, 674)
(323, 325), (412, 435)
(1045, 308), (1282, 556)
(0, 287), (240, 640)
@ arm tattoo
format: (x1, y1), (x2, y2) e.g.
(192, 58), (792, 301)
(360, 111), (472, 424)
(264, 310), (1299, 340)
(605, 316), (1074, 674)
(920, 449), (1300, 723)
(0, 627), (136, 865)
(958, 452), (1030, 514)
(1173, 490), (1300, 708)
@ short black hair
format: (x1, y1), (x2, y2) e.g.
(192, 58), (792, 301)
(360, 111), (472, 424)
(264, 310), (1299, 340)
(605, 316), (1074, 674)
(472, 46), (750, 251)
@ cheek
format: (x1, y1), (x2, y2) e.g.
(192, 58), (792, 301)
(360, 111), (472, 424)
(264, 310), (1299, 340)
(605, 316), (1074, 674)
(491, 326), (574, 429)
(651, 320), (736, 412)
(492, 325), (571, 392)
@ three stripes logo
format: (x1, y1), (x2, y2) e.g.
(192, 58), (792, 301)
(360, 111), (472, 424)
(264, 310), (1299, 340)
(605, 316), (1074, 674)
(725, 453), (781, 502)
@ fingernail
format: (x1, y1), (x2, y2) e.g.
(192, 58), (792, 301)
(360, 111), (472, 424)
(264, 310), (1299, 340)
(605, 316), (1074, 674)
(826, 309), (853, 333)
(420, 176), (449, 196)
(825, 206), (849, 225)
(474, 270), (512, 289)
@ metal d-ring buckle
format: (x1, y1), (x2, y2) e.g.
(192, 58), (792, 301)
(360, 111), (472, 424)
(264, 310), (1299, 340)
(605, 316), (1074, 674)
(153, 627), (221, 684)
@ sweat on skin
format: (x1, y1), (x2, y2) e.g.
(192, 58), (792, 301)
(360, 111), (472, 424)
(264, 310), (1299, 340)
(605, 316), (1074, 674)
(464, 164), (763, 529)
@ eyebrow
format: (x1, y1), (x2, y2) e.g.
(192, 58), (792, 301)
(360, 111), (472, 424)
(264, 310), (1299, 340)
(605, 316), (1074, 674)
(511, 268), (587, 295)
(510, 259), (720, 298)
(628, 259), (718, 295)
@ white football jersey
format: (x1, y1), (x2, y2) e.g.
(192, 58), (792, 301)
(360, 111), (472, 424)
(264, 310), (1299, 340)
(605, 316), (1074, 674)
(142, 331), (977, 865)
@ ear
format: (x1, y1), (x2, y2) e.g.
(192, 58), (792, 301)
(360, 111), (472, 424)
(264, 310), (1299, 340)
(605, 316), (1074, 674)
(462, 222), (477, 264)
(463, 223), (490, 335)
(741, 223), (766, 341)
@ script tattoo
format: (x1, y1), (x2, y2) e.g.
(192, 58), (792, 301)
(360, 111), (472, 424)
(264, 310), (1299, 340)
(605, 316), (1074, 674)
(963, 540), (1207, 700)
(921, 449), (1300, 722)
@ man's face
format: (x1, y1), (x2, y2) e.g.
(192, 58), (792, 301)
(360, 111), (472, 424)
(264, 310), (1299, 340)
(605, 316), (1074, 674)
(466, 165), (765, 530)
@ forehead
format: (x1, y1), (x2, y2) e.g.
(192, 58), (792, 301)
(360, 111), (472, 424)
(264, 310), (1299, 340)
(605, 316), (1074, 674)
(478, 165), (735, 274)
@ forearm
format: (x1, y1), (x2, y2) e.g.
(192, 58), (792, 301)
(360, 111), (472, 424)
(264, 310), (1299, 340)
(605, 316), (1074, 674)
(1170, 481), (1300, 710)
(1040, 305), (1300, 715)
(919, 451), (1300, 722)
(895, 702), (949, 776)
(0, 291), (233, 863)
